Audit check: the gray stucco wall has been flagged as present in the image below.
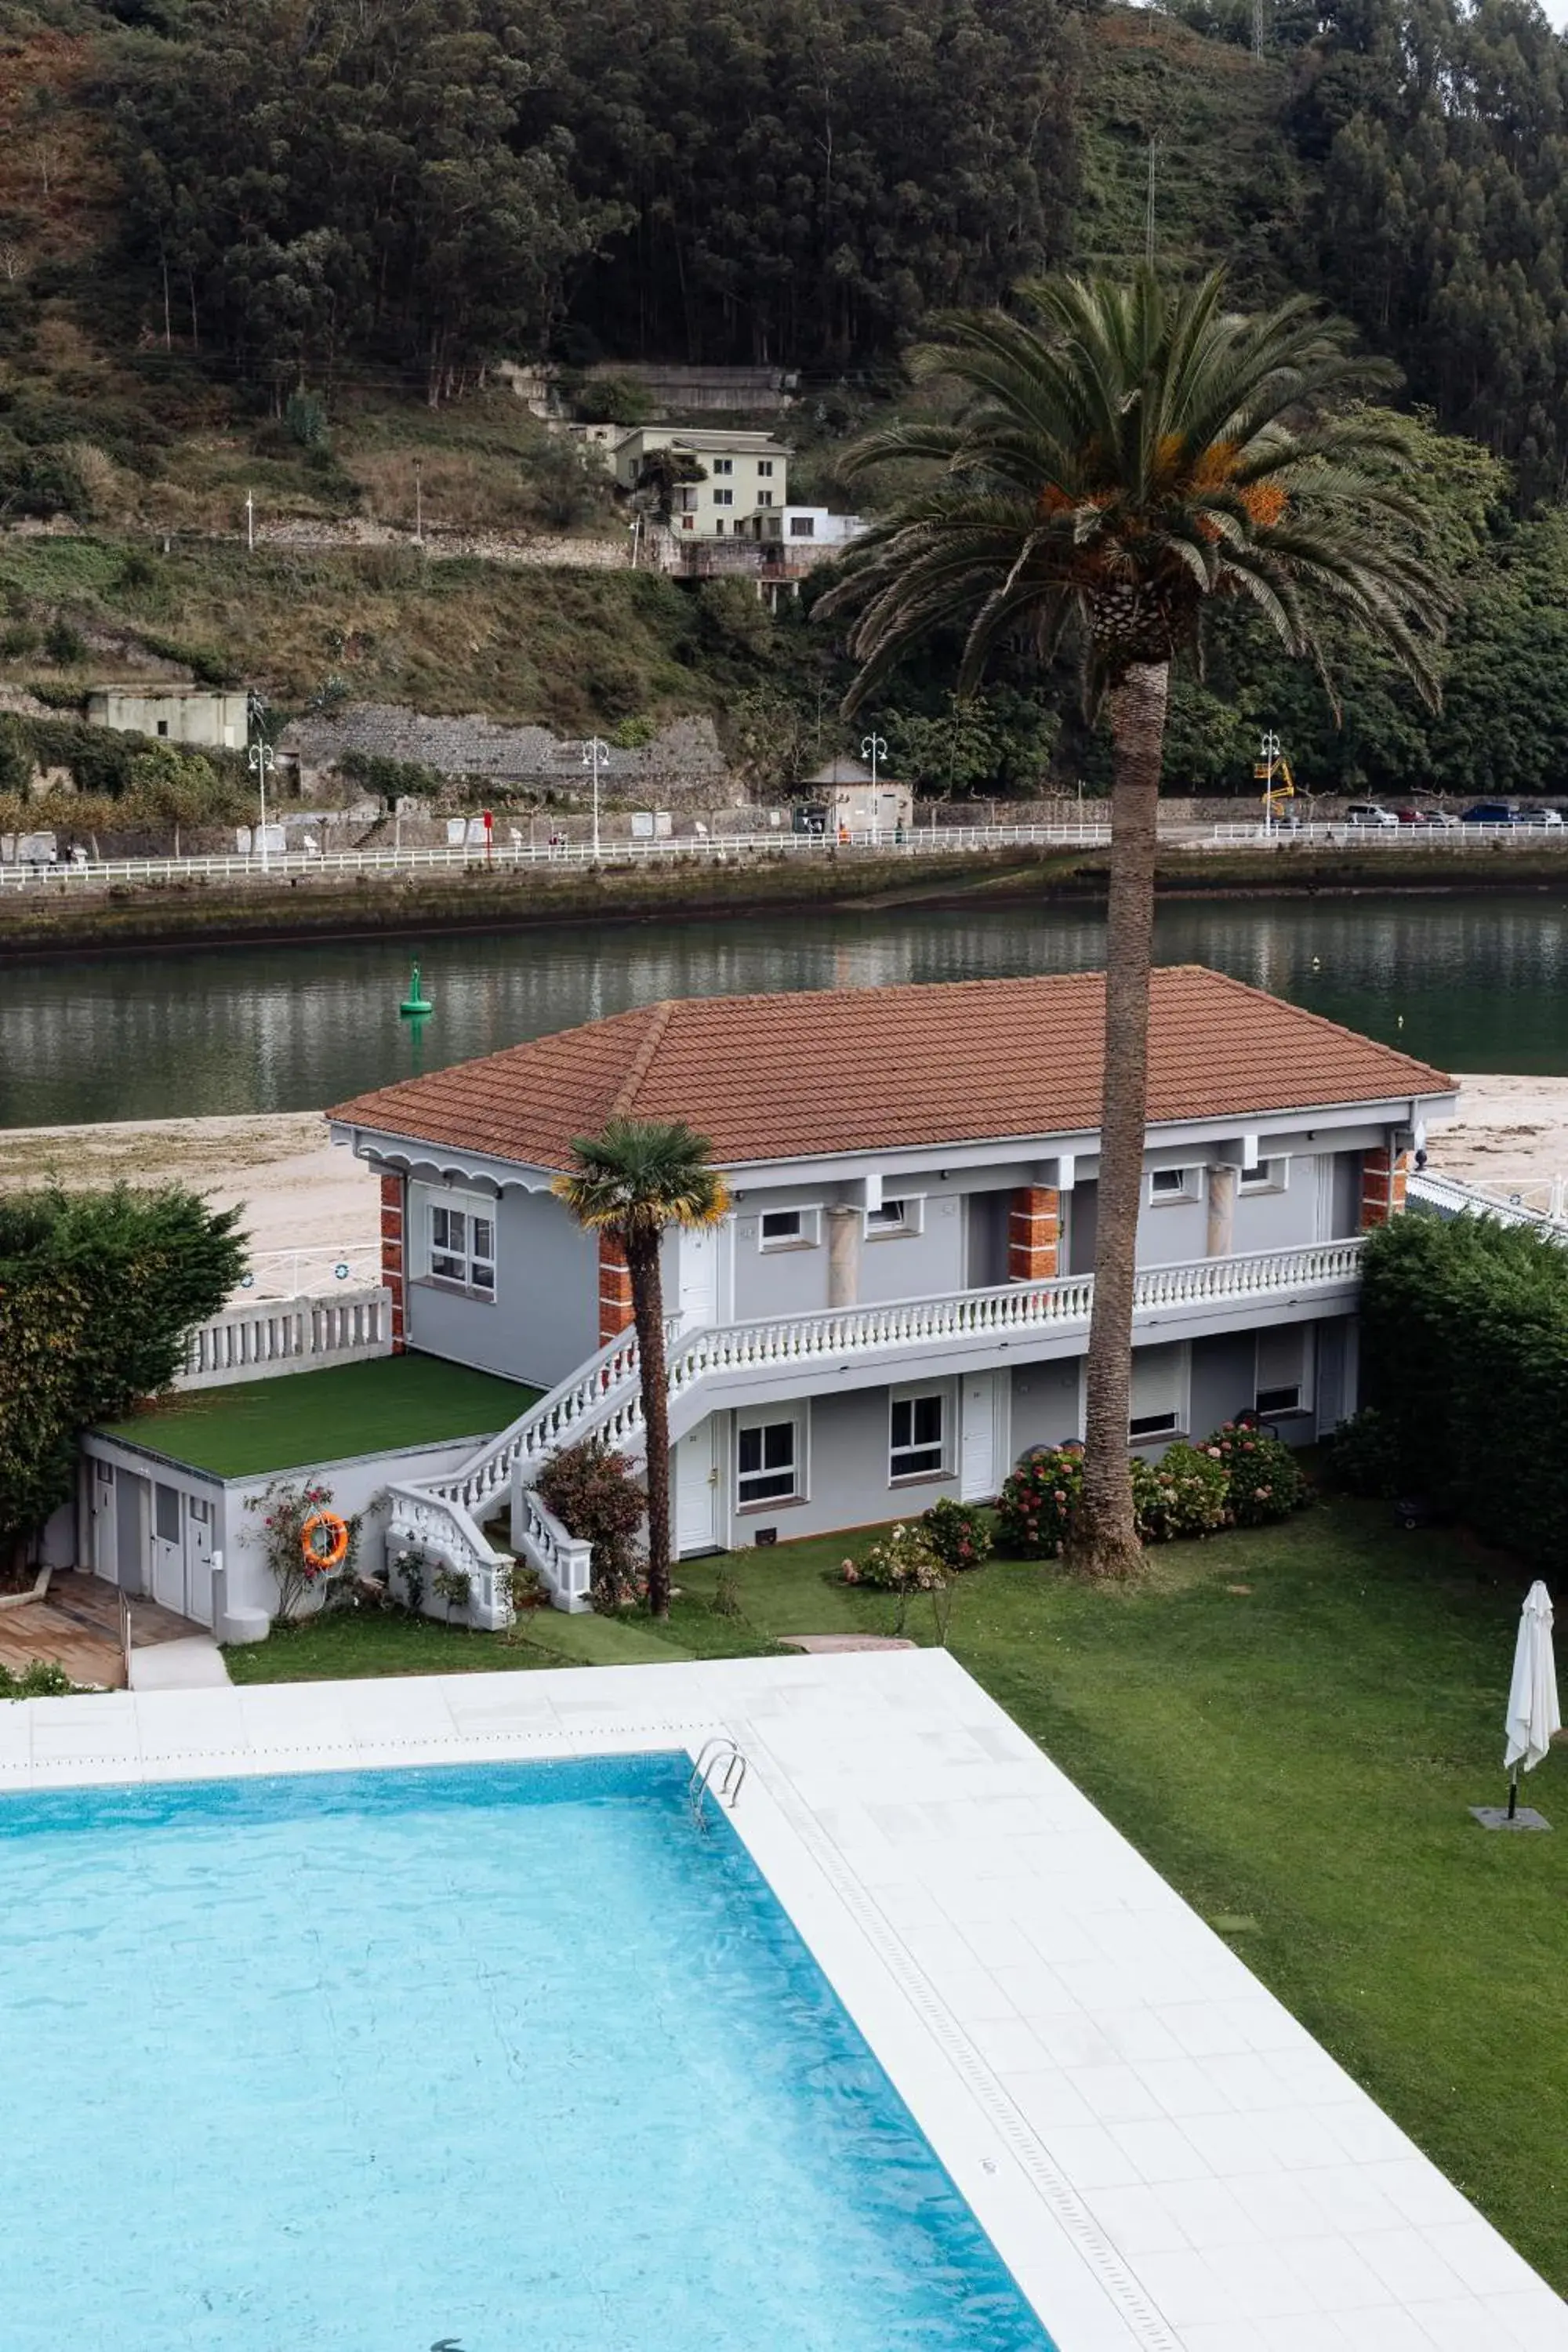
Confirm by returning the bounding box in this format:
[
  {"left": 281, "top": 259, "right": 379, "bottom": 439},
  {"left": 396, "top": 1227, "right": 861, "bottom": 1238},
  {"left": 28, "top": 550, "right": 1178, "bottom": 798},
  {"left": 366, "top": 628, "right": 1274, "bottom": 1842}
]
[
  {"left": 1333, "top": 1152, "right": 1363, "bottom": 1238},
  {"left": 1189, "top": 1331, "right": 1258, "bottom": 1436},
  {"left": 1010, "top": 1359, "right": 1083, "bottom": 1457},
  {"left": 710, "top": 1380, "right": 964, "bottom": 1550},
  {"left": 1232, "top": 1160, "right": 1321, "bottom": 1253},
  {"left": 406, "top": 1183, "right": 597, "bottom": 1388}
]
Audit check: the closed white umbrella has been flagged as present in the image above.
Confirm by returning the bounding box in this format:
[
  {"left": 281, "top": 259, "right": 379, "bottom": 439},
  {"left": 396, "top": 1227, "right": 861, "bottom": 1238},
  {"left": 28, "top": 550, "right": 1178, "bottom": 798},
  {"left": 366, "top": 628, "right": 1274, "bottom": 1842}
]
[{"left": 1503, "top": 1581, "right": 1562, "bottom": 1820}]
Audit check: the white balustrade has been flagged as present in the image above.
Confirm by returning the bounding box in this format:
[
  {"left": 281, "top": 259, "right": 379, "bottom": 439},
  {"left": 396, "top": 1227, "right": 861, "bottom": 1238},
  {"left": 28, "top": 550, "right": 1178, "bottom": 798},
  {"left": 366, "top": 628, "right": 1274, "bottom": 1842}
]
[
  {"left": 512, "top": 1486, "right": 594, "bottom": 1613},
  {"left": 386, "top": 1483, "right": 513, "bottom": 1631},
  {"left": 177, "top": 1286, "right": 393, "bottom": 1388},
  {"left": 408, "top": 1236, "right": 1367, "bottom": 1610}
]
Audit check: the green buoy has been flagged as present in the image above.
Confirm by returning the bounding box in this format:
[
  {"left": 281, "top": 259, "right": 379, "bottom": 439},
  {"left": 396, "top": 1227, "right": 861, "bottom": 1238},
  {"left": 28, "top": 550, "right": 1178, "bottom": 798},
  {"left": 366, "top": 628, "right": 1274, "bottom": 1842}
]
[{"left": 399, "top": 960, "right": 433, "bottom": 1018}]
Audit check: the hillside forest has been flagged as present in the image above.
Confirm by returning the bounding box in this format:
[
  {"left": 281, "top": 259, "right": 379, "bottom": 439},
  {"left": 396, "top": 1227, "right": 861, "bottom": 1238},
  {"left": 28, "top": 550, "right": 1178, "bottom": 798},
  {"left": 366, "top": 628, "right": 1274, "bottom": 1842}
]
[{"left": 6, "top": 0, "right": 1568, "bottom": 807}]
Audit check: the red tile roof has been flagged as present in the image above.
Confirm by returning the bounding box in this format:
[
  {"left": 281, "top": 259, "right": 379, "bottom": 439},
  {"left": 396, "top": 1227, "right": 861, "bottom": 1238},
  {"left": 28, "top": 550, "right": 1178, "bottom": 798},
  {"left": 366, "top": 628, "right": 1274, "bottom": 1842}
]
[{"left": 328, "top": 967, "right": 1452, "bottom": 1171}]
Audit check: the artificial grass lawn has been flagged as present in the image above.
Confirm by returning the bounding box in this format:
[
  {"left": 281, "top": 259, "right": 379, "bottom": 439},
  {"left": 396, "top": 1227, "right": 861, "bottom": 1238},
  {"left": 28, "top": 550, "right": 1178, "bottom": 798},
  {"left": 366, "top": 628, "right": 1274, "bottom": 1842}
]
[
  {"left": 96, "top": 1352, "right": 539, "bottom": 1479},
  {"left": 225, "top": 1495, "right": 1568, "bottom": 2285}
]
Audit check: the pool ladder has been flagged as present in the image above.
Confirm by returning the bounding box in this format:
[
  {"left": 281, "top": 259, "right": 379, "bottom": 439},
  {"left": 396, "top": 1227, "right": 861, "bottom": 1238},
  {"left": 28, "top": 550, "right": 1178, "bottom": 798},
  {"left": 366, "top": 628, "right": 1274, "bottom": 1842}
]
[{"left": 689, "top": 1736, "right": 748, "bottom": 1821}]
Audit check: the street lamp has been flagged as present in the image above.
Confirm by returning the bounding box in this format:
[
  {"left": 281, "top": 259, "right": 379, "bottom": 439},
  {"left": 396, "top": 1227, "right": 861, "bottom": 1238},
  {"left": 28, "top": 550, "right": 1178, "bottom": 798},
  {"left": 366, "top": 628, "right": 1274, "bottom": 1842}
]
[
  {"left": 247, "top": 690, "right": 274, "bottom": 874},
  {"left": 583, "top": 737, "right": 609, "bottom": 861},
  {"left": 860, "top": 731, "right": 887, "bottom": 844},
  {"left": 1259, "top": 728, "right": 1281, "bottom": 839}
]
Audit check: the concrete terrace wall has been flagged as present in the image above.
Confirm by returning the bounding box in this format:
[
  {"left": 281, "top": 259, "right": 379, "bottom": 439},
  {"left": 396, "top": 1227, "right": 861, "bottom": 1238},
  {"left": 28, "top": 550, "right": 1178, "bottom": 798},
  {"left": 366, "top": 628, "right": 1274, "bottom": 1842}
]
[{"left": 278, "top": 704, "right": 728, "bottom": 800}]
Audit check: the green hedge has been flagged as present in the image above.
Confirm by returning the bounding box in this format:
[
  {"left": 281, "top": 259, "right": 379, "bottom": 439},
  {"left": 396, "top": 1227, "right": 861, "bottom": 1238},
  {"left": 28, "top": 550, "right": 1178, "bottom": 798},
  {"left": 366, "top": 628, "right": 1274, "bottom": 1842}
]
[{"left": 1359, "top": 1213, "right": 1568, "bottom": 1562}]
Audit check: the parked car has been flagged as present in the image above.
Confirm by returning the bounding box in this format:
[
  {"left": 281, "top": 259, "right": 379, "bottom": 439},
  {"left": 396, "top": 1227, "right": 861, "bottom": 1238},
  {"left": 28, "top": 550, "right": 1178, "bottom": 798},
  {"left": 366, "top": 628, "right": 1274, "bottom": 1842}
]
[
  {"left": 1421, "top": 809, "right": 1461, "bottom": 828},
  {"left": 1345, "top": 803, "right": 1399, "bottom": 829},
  {"left": 1515, "top": 805, "right": 1565, "bottom": 828},
  {"left": 1460, "top": 802, "right": 1518, "bottom": 825},
  {"left": 1396, "top": 805, "right": 1459, "bottom": 827}
]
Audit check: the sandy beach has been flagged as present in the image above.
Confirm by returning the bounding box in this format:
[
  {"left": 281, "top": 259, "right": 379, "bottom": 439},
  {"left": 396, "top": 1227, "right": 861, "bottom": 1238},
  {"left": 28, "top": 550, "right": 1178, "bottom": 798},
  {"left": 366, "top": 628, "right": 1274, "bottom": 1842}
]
[
  {"left": 2, "top": 1075, "right": 1564, "bottom": 1279},
  {"left": 0, "top": 1112, "right": 382, "bottom": 1284}
]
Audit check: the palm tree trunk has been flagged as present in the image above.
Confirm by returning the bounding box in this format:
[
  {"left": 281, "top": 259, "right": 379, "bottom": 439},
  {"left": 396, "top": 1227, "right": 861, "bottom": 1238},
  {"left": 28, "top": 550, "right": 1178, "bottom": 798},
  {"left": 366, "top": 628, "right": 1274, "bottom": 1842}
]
[
  {"left": 1066, "top": 658, "right": 1170, "bottom": 1579},
  {"left": 626, "top": 1230, "right": 673, "bottom": 1618}
]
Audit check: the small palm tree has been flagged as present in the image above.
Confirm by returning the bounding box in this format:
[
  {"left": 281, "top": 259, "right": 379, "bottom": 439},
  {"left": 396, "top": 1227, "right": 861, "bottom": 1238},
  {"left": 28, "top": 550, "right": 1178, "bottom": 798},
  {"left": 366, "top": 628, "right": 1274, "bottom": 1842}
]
[
  {"left": 822, "top": 267, "right": 1449, "bottom": 1578},
  {"left": 553, "top": 1117, "right": 730, "bottom": 1618}
]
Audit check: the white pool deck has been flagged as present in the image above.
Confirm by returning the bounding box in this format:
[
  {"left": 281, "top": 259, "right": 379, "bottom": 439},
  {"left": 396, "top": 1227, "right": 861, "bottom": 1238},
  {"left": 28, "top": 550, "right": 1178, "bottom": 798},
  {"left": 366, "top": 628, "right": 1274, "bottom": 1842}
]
[{"left": 2, "top": 1647, "right": 1563, "bottom": 2352}]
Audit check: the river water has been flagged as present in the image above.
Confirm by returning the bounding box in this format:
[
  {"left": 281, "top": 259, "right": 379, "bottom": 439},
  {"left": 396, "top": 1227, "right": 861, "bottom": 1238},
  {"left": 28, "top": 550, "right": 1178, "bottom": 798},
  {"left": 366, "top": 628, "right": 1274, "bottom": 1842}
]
[{"left": 5, "top": 891, "right": 1568, "bottom": 1127}]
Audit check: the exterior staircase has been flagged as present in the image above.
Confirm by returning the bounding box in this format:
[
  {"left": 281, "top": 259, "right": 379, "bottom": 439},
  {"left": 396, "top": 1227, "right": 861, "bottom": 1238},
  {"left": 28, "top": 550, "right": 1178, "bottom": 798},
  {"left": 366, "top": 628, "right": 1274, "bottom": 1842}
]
[{"left": 385, "top": 1237, "right": 1368, "bottom": 1624}]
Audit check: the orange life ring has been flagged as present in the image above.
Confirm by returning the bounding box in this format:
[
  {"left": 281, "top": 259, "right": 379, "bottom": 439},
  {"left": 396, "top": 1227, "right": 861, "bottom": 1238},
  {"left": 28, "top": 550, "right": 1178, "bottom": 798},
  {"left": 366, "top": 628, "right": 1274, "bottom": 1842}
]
[{"left": 299, "top": 1509, "right": 349, "bottom": 1571}]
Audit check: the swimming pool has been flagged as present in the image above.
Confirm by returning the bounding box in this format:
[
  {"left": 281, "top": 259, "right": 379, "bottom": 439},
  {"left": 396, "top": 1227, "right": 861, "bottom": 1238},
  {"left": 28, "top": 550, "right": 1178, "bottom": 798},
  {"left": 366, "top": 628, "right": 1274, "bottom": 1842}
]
[{"left": 2, "top": 1751, "right": 1058, "bottom": 2352}]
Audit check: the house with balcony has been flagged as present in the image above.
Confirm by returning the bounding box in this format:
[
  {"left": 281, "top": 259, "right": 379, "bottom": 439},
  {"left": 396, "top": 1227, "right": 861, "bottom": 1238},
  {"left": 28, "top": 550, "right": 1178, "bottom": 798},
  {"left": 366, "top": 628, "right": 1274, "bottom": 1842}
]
[
  {"left": 611, "top": 426, "right": 790, "bottom": 538},
  {"left": 315, "top": 967, "right": 1453, "bottom": 1618}
]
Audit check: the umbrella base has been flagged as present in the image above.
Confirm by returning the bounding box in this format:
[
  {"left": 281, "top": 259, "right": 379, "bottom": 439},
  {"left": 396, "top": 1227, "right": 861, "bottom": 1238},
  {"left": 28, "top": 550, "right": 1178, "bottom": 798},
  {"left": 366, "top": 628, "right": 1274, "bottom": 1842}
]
[{"left": 1470, "top": 1805, "right": 1552, "bottom": 1831}]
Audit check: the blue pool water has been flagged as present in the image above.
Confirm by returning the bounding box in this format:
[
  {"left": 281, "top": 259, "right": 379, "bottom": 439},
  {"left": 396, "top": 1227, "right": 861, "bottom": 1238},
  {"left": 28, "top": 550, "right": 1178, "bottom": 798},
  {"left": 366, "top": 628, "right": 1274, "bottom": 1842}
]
[{"left": 1, "top": 1755, "right": 1058, "bottom": 2352}]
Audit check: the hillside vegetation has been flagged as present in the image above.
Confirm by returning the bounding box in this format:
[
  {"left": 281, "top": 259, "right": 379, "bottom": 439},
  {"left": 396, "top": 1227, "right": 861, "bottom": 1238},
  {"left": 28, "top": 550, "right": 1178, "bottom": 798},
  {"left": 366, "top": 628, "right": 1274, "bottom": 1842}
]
[{"left": 8, "top": 0, "right": 1568, "bottom": 809}]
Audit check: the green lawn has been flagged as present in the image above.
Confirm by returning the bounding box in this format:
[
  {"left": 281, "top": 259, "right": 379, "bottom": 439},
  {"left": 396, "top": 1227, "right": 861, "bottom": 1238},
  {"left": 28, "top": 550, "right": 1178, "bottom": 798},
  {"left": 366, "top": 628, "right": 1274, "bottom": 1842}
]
[
  {"left": 97, "top": 1353, "right": 539, "bottom": 1478},
  {"left": 223, "top": 1493, "right": 1568, "bottom": 2286}
]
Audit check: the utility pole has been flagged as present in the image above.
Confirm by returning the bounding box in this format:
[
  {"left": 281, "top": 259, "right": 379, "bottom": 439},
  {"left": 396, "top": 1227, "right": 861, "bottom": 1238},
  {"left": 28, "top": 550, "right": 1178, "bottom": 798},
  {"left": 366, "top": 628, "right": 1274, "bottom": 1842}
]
[
  {"left": 860, "top": 730, "right": 887, "bottom": 845},
  {"left": 413, "top": 457, "right": 423, "bottom": 544},
  {"left": 583, "top": 736, "right": 609, "bottom": 861},
  {"left": 1252, "top": 0, "right": 1266, "bottom": 59},
  {"left": 248, "top": 689, "right": 274, "bottom": 874},
  {"left": 245, "top": 489, "right": 254, "bottom": 554}
]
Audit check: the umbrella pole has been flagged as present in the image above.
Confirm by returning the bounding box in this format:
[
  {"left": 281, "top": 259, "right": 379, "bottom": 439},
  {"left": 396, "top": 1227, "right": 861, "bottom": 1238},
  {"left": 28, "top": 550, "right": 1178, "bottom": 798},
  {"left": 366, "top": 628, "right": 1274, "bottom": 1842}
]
[{"left": 1508, "top": 1767, "right": 1519, "bottom": 1822}]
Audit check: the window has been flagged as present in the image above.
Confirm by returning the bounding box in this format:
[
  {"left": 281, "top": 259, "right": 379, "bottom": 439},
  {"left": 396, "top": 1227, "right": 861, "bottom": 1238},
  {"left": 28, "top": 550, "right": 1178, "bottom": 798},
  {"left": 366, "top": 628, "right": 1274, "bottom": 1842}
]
[
  {"left": 681, "top": 516, "right": 694, "bottom": 532},
  {"left": 713, "top": 488, "right": 734, "bottom": 508},
  {"left": 891, "top": 1388, "right": 946, "bottom": 1480},
  {"left": 789, "top": 516, "right": 815, "bottom": 538},
  {"left": 760, "top": 1207, "right": 818, "bottom": 1250},
  {"left": 738, "top": 1417, "right": 800, "bottom": 1505},
  {"left": 866, "top": 1197, "right": 922, "bottom": 1239},
  {"left": 156, "top": 719, "right": 169, "bottom": 738},
  {"left": 428, "top": 1196, "right": 497, "bottom": 1296},
  {"left": 1257, "top": 1326, "right": 1314, "bottom": 1417},
  {"left": 1129, "top": 1343, "right": 1186, "bottom": 1439},
  {"left": 713, "top": 458, "right": 734, "bottom": 476},
  {"left": 757, "top": 492, "right": 775, "bottom": 506},
  {"left": 1239, "top": 1157, "right": 1288, "bottom": 1193},
  {"left": 154, "top": 1483, "right": 181, "bottom": 1544},
  {"left": 1149, "top": 1167, "right": 1199, "bottom": 1204},
  {"left": 758, "top": 460, "right": 774, "bottom": 477}
]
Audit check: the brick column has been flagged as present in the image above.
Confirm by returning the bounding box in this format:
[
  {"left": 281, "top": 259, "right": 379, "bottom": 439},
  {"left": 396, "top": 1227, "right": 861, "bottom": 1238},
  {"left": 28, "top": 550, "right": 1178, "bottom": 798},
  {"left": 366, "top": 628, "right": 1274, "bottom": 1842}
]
[
  {"left": 1359, "top": 1148, "right": 1410, "bottom": 1229},
  {"left": 1008, "top": 1186, "right": 1060, "bottom": 1282},
  {"left": 379, "top": 1172, "right": 407, "bottom": 1356},
  {"left": 599, "top": 1233, "right": 635, "bottom": 1343}
]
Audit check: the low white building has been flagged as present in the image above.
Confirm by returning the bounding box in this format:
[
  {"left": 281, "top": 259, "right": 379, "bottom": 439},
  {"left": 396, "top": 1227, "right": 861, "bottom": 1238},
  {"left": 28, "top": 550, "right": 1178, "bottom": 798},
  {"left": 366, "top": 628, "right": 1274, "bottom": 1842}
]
[{"left": 85, "top": 684, "right": 250, "bottom": 750}]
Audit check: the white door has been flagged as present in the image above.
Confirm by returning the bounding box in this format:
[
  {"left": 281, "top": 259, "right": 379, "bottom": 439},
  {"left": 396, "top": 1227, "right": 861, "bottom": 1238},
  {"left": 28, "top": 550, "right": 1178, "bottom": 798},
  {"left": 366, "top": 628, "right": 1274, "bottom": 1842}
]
[
  {"left": 185, "top": 1494, "right": 216, "bottom": 1627},
  {"left": 675, "top": 1418, "right": 721, "bottom": 1555},
  {"left": 89, "top": 1458, "right": 116, "bottom": 1581},
  {"left": 678, "top": 1225, "right": 717, "bottom": 1328},
  {"left": 151, "top": 1483, "right": 186, "bottom": 1614},
  {"left": 960, "top": 1371, "right": 1006, "bottom": 1502},
  {"left": 1313, "top": 1152, "right": 1335, "bottom": 1241}
]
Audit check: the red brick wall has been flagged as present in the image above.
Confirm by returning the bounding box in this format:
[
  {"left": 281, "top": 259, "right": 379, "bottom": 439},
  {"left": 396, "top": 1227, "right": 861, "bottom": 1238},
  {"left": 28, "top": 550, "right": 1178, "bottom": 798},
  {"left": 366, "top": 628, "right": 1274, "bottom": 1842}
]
[
  {"left": 379, "top": 1171, "right": 407, "bottom": 1355},
  {"left": 1359, "top": 1148, "right": 1410, "bottom": 1229},
  {"left": 1008, "top": 1185, "right": 1060, "bottom": 1282},
  {"left": 598, "top": 1233, "right": 635, "bottom": 1343}
]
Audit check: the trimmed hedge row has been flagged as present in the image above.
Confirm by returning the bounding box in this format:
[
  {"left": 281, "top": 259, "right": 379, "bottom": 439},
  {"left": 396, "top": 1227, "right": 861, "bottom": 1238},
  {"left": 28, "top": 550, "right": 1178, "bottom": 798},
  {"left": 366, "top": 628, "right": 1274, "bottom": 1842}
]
[{"left": 1356, "top": 1212, "right": 1568, "bottom": 1563}]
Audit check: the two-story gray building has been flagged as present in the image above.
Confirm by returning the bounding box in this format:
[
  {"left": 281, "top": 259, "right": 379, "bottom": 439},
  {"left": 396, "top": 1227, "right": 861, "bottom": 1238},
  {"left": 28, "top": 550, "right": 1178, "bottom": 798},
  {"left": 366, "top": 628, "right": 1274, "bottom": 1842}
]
[{"left": 325, "top": 968, "right": 1454, "bottom": 1614}]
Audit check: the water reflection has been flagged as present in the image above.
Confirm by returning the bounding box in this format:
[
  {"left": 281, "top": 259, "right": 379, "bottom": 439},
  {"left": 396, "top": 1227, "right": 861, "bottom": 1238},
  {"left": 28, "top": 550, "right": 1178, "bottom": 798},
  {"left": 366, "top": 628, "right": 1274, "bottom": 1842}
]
[{"left": 3, "top": 892, "right": 1568, "bottom": 1127}]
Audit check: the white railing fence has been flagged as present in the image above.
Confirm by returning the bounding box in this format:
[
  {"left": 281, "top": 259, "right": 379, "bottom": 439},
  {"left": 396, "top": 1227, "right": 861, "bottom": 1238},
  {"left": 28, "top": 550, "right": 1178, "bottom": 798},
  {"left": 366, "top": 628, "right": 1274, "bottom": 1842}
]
[
  {"left": 0, "top": 822, "right": 1116, "bottom": 891},
  {"left": 1207, "top": 821, "right": 1559, "bottom": 848},
  {"left": 234, "top": 1244, "right": 383, "bottom": 1300},
  {"left": 177, "top": 1287, "right": 393, "bottom": 1389},
  {"left": 385, "top": 1484, "right": 514, "bottom": 1632},
  {"left": 1410, "top": 1169, "right": 1568, "bottom": 1234}
]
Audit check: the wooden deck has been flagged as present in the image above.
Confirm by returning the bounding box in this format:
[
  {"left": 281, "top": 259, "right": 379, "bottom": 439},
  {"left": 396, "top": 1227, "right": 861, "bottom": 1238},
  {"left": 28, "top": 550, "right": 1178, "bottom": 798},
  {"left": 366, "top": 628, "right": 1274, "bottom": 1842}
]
[{"left": 0, "top": 1571, "right": 205, "bottom": 1690}]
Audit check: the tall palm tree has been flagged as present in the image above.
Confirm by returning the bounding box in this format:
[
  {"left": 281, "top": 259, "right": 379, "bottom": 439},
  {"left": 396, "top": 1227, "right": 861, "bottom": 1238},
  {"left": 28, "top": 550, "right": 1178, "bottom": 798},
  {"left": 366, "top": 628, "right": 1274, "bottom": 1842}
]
[
  {"left": 821, "top": 268, "right": 1449, "bottom": 1578},
  {"left": 553, "top": 1116, "right": 730, "bottom": 1618}
]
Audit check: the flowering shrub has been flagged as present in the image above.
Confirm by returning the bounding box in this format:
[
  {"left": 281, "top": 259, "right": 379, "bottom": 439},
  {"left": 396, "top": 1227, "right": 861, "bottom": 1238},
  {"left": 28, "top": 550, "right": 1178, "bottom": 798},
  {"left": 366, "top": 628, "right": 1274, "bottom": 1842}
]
[
  {"left": 1130, "top": 1443, "right": 1230, "bottom": 1542},
  {"left": 995, "top": 1444, "right": 1083, "bottom": 1559},
  {"left": 246, "top": 1475, "right": 360, "bottom": 1621},
  {"left": 840, "top": 1522, "right": 948, "bottom": 1592},
  {"left": 920, "top": 1497, "right": 993, "bottom": 1573},
  {"left": 1204, "top": 1422, "right": 1310, "bottom": 1523},
  {"left": 535, "top": 1437, "right": 647, "bottom": 1610}
]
